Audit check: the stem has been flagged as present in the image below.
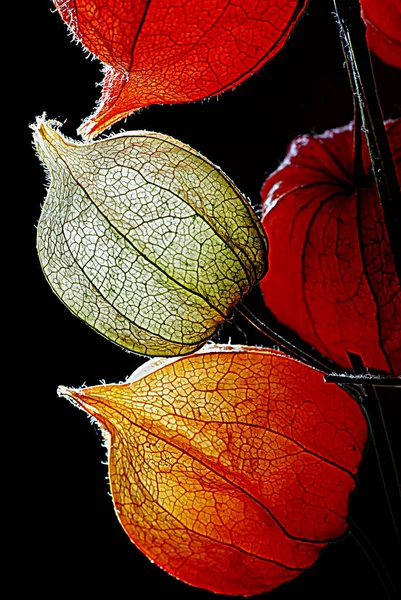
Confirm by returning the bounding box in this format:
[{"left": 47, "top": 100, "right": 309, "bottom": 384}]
[
  {"left": 352, "top": 98, "right": 366, "bottom": 186},
  {"left": 349, "top": 519, "right": 399, "bottom": 598},
  {"left": 340, "top": 25, "right": 366, "bottom": 186},
  {"left": 348, "top": 353, "right": 401, "bottom": 545},
  {"left": 372, "top": 385, "right": 401, "bottom": 500},
  {"left": 333, "top": 0, "right": 401, "bottom": 284},
  {"left": 325, "top": 372, "right": 401, "bottom": 386},
  {"left": 236, "top": 302, "right": 331, "bottom": 371}
]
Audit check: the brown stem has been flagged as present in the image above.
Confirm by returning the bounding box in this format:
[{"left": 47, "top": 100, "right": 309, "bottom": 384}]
[
  {"left": 348, "top": 352, "right": 400, "bottom": 546},
  {"left": 333, "top": 0, "right": 401, "bottom": 284},
  {"left": 325, "top": 372, "right": 401, "bottom": 386},
  {"left": 236, "top": 302, "right": 332, "bottom": 371}
]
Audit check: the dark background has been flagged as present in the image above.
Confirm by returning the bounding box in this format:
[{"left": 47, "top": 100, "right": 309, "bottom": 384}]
[{"left": 19, "top": 1, "right": 400, "bottom": 597}]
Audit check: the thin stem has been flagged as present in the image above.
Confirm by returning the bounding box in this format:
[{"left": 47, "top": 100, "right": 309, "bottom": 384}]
[
  {"left": 236, "top": 302, "right": 331, "bottom": 372},
  {"left": 349, "top": 519, "right": 399, "bottom": 598},
  {"left": 340, "top": 26, "right": 366, "bottom": 186},
  {"left": 368, "top": 407, "right": 400, "bottom": 545},
  {"left": 352, "top": 98, "right": 366, "bottom": 186},
  {"left": 348, "top": 353, "right": 400, "bottom": 545},
  {"left": 325, "top": 372, "right": 401, "bottom": 386},
  {"left": 372, "top": 385, "right": 401, "bottom": 500},
  {"left": 333, "top": 0, "right": 401, "bottom": 284}
]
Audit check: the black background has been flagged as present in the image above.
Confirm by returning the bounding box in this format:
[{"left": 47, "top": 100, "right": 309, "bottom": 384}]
[{"left": 19, "top": 1, "right": 400, "bottom": 597}]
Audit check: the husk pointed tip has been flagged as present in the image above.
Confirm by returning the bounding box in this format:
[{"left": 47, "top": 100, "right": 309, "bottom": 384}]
[
  {"left": 31, "top": 113, "right": 67, "bottom": 160},
  {"left": 57, "top": 385, "right": 75, "bottom": 399},
  {"left": 31, "top": 113, "right": 48, "bottom": 150},
  {"left": 31, "top": 113, "right": 63, "bottom": 136},
  {"left": 77, "top": 115, "right": 116, "bottom": 142},
  {"left": 57, "top": 385, "right": 106, "bottom": 423},
  {"left": 76, "top": 107, "right": 109, "bottom": 141},
  {"left": 29, "top": 112, "right": 46, "bottom": 133},
  {"left": 77, "top": 119, "right": 96, "bottom": 142},
  {"left": 57, "top": 385, "right": 88, "bottom": 405}
]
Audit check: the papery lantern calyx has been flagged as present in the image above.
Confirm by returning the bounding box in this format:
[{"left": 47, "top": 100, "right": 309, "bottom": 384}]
[
  {"left": 260, "top": 119, "right": 401, "bottom": 375},
  {"left": 33, "top": 116, "right": 267, "bottom": 357},
  {"left": 58, "top": 344, "right": 367, "bottom": 596},
  {"left": 361, "top": 0, "right": 401, "bottom": 69},
  {"left": 53, "top": 0, "right": 308, "bottom": 139}
]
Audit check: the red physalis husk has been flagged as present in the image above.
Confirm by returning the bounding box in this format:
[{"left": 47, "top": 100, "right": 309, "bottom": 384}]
[
  {"left": 53, "top": 0, "right": 308, "bottom": 139},
  {"left": 260, "top": 119, "right": 401, "bottom": 375},
  {"left": 361, "top": 0, "right": 401, "bottom": 69}
]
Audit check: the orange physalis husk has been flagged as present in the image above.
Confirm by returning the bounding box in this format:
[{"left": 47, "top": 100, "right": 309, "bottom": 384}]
[{"left": 58, "top": 344, "right": 367, "bottom": 596}]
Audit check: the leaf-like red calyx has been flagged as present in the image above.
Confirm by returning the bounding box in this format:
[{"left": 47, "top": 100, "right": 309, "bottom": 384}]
[
  {"left": 260, "top": 119, "right": 401, "bottom": 375},
  {"left": 53, "top": 0, "right": 308, "bottom": 139},
  {"left": 59, "top": 346, "right": 368, "bottom": 596},
  {"left": 361, "top": 0, "right": 401, "bottom": 69}
]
